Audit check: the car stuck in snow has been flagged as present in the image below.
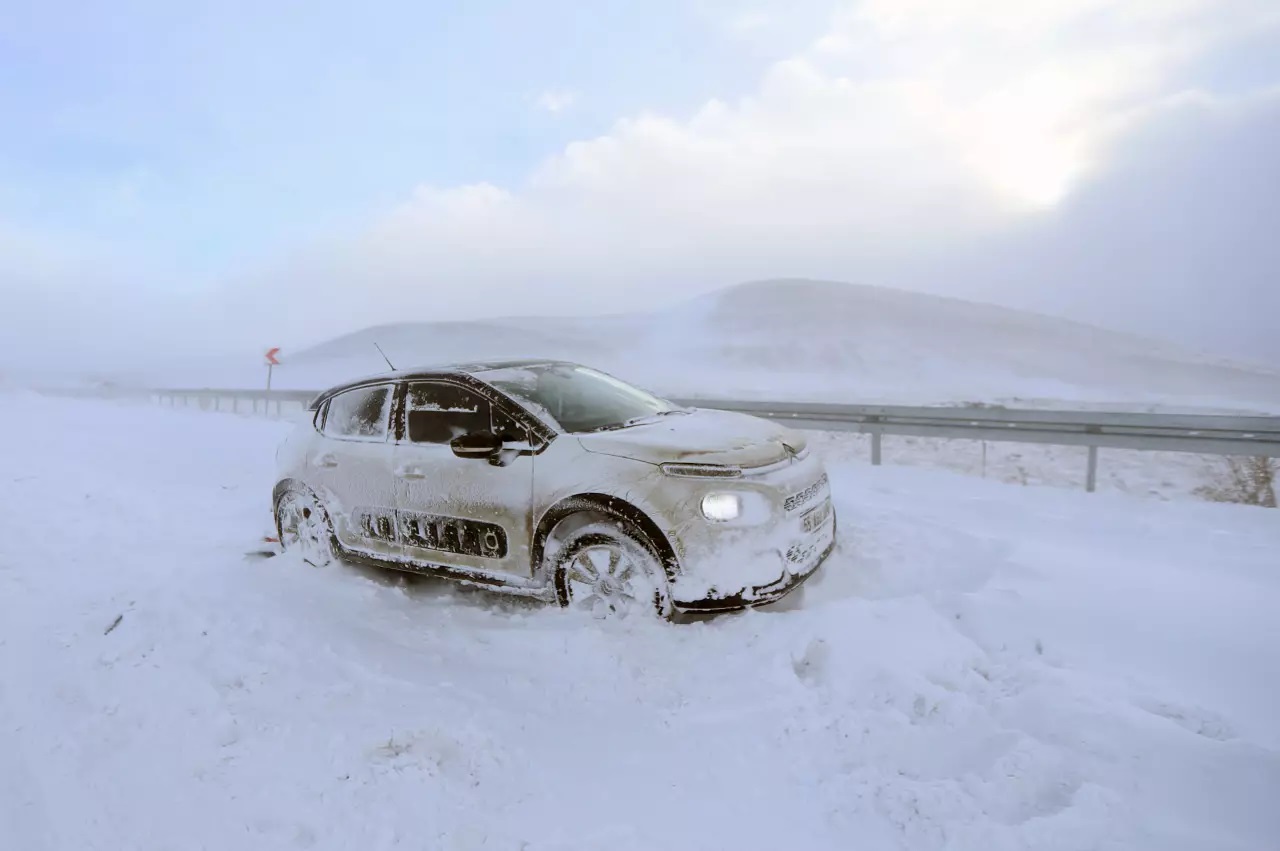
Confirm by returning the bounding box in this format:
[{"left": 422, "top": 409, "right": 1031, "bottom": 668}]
[{"left": 273, "top": 360, "right": 836, "bottom": 617}]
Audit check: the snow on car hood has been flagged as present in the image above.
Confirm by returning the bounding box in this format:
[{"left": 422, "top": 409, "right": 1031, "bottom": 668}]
[{"left": 575, "top": 407, "right": 806, "bottom": 467}]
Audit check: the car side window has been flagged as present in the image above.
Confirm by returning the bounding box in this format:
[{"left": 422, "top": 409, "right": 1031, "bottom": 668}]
[
  {"left": 406, "top": 382, "right": 492, "bottom": 444},
  {"left": 491, "top": 406, "right": 527, "bottom": 443},
  {"left": 323, "top": 385, "right": 393, "bottom": 441}
]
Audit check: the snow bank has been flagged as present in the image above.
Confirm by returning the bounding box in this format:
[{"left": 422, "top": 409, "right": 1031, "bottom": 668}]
[{"left": 1, "top": 393, "right": 1277, "bottom": 850}]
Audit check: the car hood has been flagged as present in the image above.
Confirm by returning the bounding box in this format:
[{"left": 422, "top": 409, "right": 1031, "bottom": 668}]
[{"left": 575, "top": 408, "right": 806, "bottom": 468}]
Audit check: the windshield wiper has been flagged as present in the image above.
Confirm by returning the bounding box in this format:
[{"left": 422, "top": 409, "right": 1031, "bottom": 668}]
[
  {"left": 580, "top": 408, "right": 690, "bottom": 434},
  {"left": 580, "top": 413, "right": 662, "bottom": 433}
]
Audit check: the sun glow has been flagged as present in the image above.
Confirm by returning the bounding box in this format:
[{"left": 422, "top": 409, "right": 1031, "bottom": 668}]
[
  {"left": 967, "top": 122, "right": 1087, "bottom": 209},
  {"left": 948, "top": 79, "right": 1098, "bottom": 209}
]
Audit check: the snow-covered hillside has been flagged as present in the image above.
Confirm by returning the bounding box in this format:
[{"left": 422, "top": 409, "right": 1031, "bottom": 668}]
[
  {"left": 272, "top": 280, "right": 1280, "bottom": 412},
  {"left": 2, "top": 393, "right": 1277, "bottom": 850}
]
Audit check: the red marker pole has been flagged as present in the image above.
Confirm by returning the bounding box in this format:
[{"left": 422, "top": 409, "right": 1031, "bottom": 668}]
[{"left": 265, "top": 347, "right": 281, "bottom": 393}]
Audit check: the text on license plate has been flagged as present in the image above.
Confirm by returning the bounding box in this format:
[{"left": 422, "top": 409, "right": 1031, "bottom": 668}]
[{"left": 802, "top": 498, "right": 832, "bottom": 533}]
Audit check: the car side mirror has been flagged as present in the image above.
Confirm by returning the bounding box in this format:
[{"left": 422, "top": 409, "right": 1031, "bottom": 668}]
[{"left": 450, "top": 430, "right": 503, "bottom": 461}]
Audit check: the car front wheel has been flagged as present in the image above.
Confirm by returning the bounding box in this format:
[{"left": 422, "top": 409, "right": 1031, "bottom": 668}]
[{"left": 551, "top": 524, "right": 673, "bottom": 619}]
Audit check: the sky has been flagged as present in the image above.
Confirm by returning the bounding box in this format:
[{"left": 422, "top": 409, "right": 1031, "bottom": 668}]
[{"left": 1, "top": 0, "right": 1278, "bottom": 377}]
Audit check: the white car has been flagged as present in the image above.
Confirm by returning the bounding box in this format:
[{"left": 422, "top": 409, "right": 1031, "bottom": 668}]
[{"left": 273, "top": 360, "right": 836, "bottom": 617}]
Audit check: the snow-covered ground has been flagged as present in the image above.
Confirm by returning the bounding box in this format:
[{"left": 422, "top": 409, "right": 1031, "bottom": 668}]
[
  {"left": 2, "top": 393, "right": 1277, "bottom": 851},
  {"left": 805, "top": 430, "right": 1235, "bottom": 503}
]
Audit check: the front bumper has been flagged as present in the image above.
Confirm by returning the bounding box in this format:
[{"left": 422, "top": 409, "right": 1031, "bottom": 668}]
[
  {"left": 672, "top": 535, "right": 835, "bottom": 613},
  {"left": 660, "top": 456, "right": 837, "bottom": 614}
]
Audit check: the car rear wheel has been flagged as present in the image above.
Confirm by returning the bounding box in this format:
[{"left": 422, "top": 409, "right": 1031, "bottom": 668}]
[
  {"left": 552, "top": 525, "right": 673, "bottom": 619},
  {"left": 276, "top": 488, "right": 337, "bottom": 568}
]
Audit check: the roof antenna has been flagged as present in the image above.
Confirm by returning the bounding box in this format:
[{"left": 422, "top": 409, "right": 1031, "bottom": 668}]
[{"left": 373, "top": 342, "right": 396, "bottom": 371}]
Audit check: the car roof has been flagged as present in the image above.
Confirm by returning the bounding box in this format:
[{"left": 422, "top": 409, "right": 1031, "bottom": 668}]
[{"left": 307, "top": 358, "right": 576, "bottom": 409}]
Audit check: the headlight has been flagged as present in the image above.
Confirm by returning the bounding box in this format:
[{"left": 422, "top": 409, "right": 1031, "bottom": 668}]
[{"left": 701, "top": 492, "right": 743, "bottom": 522}]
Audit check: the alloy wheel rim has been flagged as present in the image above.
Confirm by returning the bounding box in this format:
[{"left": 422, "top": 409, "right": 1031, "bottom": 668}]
[
  {"left": 566, "top": 543, "right": 651, "bottom": 617},
  {"left": 279, "top": 495, "right": 327, "bottom": 565}
]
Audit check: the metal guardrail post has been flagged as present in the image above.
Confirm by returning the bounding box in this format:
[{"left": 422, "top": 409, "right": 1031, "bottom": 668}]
[
  {"left": 1084, "top": 426, "right": 1102, "bottom": 492},
  {"left": 868, "top": 415, "right": 883, "bottom": 465}
]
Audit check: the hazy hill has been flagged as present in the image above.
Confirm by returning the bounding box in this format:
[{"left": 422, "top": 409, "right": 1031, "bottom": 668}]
[{"left": 273, "top": 279, "right": 1280, "bottom": 412}]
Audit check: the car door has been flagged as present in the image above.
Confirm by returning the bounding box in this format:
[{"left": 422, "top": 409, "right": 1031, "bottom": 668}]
[
  {"left": 392, "top": 379, "right": 535, "bottom": 581},
  {"left": 310, "top": 382, "right": 402, "bottom": 562}
]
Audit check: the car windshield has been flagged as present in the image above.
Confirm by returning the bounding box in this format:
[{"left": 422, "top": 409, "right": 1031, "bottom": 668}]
[{"left": 479, "top": 363, "right": 681, "bottom": 433}]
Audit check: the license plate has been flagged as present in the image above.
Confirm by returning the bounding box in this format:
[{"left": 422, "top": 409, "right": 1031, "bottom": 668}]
[{"left": 802, "top": 498, "right": 832, "bottom": 533}]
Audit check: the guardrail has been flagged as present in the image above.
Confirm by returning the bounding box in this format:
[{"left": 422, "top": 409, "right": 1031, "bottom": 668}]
[
  {"left": 116, "top": 387, "right": 1280, "bottom": 493},
  {"left": 150, "top": 388, "right": 315, "bottom": 417},
  {"left": 670, "top": 398, "right": 1280, "bottom": 492}
]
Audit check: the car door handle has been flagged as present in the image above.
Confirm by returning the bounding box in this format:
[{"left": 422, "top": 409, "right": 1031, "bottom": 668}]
[
  {"left": 395, "top": 465, "right": 427, "bottom": 480},
  {"left": 314, "top": 453, "right": 339, "bottom": 468}
]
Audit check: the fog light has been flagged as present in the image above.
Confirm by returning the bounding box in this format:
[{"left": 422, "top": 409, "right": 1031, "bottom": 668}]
[{"left": 701, "top": 493, "right": 742, "bottom": 522}]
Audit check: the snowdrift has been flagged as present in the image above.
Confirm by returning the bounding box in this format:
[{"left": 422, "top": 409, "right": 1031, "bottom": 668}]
[{"left": 2, "top": 395, "right": 1277, "bottom": 850}]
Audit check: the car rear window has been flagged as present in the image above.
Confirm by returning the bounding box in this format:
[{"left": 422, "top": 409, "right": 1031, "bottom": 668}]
[{"left": 323, "top": 385, "right": 393, "bottom": 440}]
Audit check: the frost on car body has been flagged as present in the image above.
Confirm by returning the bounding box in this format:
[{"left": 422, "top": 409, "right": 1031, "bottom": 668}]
[{"left": 273, "top": 360, "right": 837, "bottom": 616}]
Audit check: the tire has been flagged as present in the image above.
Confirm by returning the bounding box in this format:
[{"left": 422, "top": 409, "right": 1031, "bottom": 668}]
[
  {"left": 550, "top": 522, "right": 673, "bottom": 619},
  {"left": 275, "top": 487, "right": 338, "bottom": 568}
]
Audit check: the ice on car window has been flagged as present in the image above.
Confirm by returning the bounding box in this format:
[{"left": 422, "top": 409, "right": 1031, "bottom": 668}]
[
  {"left": 407, "top": 383, "right": 491, "bottom": 444},
  {"left": 481, "top": 364, "right": 675, "bottom": 433},
  {"left": 324, "top": 385, "right": 392, "bottom": 439}
]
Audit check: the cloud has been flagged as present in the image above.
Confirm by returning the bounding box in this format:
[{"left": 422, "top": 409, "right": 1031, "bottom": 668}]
[
  {"left": 5, "top": 0, "right": 1278, "bottom": 372},
  {"left": 922, "top": 89, "right": 1280, "bottom": 367},
  {"left": 535, "top": 90, "right": 578, "bottom": 114},
  {"left": 250, "top": 0, "right": 1273, "bottom": 333}
]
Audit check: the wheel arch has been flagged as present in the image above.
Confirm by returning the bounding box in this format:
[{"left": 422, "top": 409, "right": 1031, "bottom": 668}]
[
  {"left": 273, "top": 477, "right": 315, "bottom": 509},
  {"left": 532, "top": 493, "right": 681, "bottom": 584}
]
